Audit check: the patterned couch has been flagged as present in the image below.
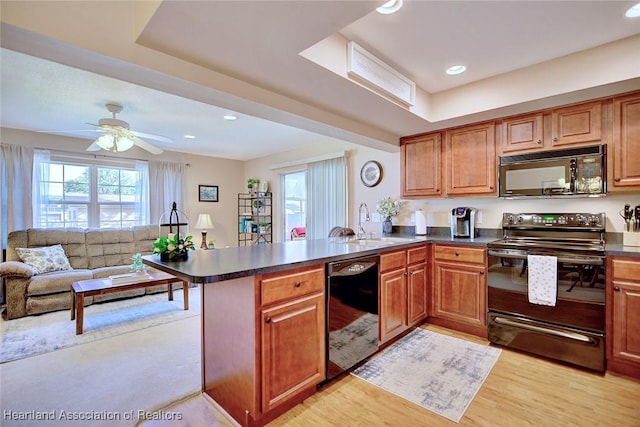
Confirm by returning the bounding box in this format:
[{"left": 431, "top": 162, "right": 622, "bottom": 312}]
[{"left": 0, "top": 225, "right": 178, "bottom": 320}]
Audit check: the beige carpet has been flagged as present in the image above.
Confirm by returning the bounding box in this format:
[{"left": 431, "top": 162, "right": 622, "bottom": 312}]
[{"left": 0, "top": 307, "right": 232, "bottom": 427}]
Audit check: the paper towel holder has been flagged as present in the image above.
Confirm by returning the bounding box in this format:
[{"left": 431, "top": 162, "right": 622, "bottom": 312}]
[{"left": 415, "top": 209, "right": 428, "bottom": 236}]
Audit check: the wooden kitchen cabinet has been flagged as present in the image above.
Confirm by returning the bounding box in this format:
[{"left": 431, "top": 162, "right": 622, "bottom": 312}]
[
  {"left": 202, "top": 264, "right": 325, "bottom": 426},
  {"left": 550, "top": 101, "right": 602, "bottom": 148},
  {"left": 400, "top": 132, "right": 442, "bottom": 198},
  {"left": 499, "top": 101, "right": 602, "bottom": 154},
  {"left": 606, "top": 257, "right": 640, "bottom": 380},
  {"left": 444, "top": 122, "right": 496, "bottom": 196},
  {"left": 379, "top": 245, "right": 428, "bottom": 344},
  {"left": 611, "top": 92, "right": 640, "bottom": 189},
  {"left": 431, "top": 244, "right": 487, "bottom": 338}
]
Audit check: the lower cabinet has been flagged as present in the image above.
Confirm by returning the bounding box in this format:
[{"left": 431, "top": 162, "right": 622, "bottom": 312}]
[
  {"left": 202, "top": 264, "right": 325, "bottom": 427},
  {"left": 431, "top": 244, "right": 487, "bottom": 338},
  {"left": 380, "top": 245, "right": 428, "bottom": 344},
  {"left": 607, "top": 257, "right": 640, "bottom": 380}
]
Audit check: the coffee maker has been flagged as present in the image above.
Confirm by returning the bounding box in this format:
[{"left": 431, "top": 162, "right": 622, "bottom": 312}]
[{"left": 450, "top": 207, "right": 477, "bottom": 238}]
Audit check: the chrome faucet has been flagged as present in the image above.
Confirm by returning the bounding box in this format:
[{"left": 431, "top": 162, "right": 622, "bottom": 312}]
[{"left": 357, "top": 202, "right": 371, "bottom": 239}]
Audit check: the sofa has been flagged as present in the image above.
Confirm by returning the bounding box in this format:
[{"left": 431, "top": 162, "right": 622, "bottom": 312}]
[{"left": 1, "top": 225, "right": 181, "bottom": 320}]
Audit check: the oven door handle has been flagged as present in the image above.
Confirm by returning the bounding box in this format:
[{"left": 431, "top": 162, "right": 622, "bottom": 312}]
[
  {"left": 493, "top": 316, "right": 596, "bottom": 344},
  {"left": 488, "top": 249, "right": 604, "bottom": 266}
]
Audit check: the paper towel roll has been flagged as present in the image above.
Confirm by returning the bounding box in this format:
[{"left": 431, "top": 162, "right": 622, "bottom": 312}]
[{"left": 415, "top": 210, "right": 427, "bottom": 235}]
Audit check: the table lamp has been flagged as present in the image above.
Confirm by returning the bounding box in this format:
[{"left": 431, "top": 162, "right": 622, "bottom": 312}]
[{"left": 195, "top": 213, "right": 214, "bottom": 249}]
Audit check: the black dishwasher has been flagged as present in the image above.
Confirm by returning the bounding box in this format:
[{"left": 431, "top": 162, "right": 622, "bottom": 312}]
[{"left": 325, "top": 255, "right": 379, "bottom": 382}]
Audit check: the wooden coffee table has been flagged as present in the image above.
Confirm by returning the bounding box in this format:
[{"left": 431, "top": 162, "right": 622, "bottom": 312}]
[{"left": 71, "top": 270, "right": 189, "bottom": 335}]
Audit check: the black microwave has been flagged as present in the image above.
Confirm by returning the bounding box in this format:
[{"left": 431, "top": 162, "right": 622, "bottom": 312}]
[{"left": 498, "top": 145, "right": 606, "bottom": 198}]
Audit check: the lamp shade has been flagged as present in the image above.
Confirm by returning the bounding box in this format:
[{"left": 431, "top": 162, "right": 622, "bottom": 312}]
[
  {"left": 95, "top": 134, "right": 115, "bottom": 150},
  {"left": 115, "top": 136, "right": 135, "bottom": 151},
  {"left": 195, "top": 213, "right": 214, "bottom": 230}
]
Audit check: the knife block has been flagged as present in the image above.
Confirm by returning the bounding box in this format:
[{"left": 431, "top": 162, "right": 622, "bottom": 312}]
[{"left": 623, "top": 231, "right": 640, "bottom": 247}]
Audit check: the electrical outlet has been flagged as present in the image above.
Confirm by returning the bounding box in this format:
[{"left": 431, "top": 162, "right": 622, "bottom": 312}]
[
  {"left": 476, "top": 211, "right": 483, "bottom": 224},
  {"left": 372, "top": 212, "right": 381, "bottom": 222}
]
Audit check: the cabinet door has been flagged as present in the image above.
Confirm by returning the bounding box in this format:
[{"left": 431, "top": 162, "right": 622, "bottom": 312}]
[
  {"left": 401, "top": 133, "right": 442, "bottom": 197},
  {"left": 611, "top": 280, "right": 640, "bottom": 365},
  {"left": 612, "top": 93, "right": 640, "bottom": 188},
  {"left": 500, "top": 113, "right": 544, "bottom": 153},
  {"left": 380, "top": 268, "right": 407, "bottom": 343},
  {"left": 445, "top": 122, "right": 496, "bottom": 196},
  {"left": 433, "top": 261, "right": 486, "bottom": 328},
  {"left": 407, "top": 262, "right": 428, "bottom": 326},
  {"left": 261, "top": 293, "right": 325, "bottom": 413},
  {"left": 551, "top": 101, "right": 601, "bottom": 147}
]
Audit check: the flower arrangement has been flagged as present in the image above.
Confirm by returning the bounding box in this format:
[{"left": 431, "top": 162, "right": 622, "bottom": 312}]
[
  {"left": 376, "top": 197, "right": 403, "bottom": 218},
  {"left": 152, "top": 233, "right": 195, "bottom": 261}
]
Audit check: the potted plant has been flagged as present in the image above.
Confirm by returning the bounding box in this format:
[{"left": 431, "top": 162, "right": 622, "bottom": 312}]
[
  {"left": 247, "top": 178, "right": 260, "bottom": 195},
  {"left": 376, "top": 197, "right": 404, "bottom": 235},
  {"left": 257, "top": 221, "right": 270, "bottom": 235},
  {"left": 152, "top": 233, "right": 195, "bottom": 262}
]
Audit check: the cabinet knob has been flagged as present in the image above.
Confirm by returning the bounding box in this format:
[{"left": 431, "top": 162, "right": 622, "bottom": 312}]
[
  {"left": 295, "top": 281, "right": 302, "bottom": 288},
  {"left": 553, "top": 137, "right": 558, "bottom": 142},
  {"left": 455, "top": 252, "right": 460, "bottom": 256},
  {"left": 613, "top": 286, "right": 620, "bottom": 292},
  {"left": 614, "top": 177, "right": 621, "bottom": 182},
  {"left": 536, "top": 139, "right": 542, "bottom": 145},
  {"left": 480, "top": 271, "right": 485, "bottom": 275},
  {"left": 265, "top": 317, "right": 272, "bottom": 323}
]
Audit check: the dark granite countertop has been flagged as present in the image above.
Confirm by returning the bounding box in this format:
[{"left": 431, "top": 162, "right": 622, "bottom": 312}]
[{"left": 142, "top": 230, "right": 640, "bottom": 284}]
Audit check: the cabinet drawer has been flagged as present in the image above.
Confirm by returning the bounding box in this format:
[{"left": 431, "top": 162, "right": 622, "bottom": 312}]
[
  {"left": 380, "top": 250, "right": 407, "bottom": 272},
  {"left": 407, "top": 246, "right": 427, "bottom": 265},
  {"left": 433, "top": 245, "right": 485, "bottom": 264},
  {"left": 260, "top": 266, "right": 325, "bottom": 306},
  {"left": 612, "top": 259, "right": 640, "bottom": 281}
]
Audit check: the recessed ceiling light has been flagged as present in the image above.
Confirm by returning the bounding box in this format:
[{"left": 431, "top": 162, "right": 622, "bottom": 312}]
[
  {"left": 376, "top": 0, "right": 403, "bottom": 15},
  {"left": 184, "top": 134, "right": 196, "bottom": 139},
  {"left": 626, "top": 2, "right": 640, "bottom": 17},
  {"left": 446, "top": 65, "right": 467, "bottom": 75},
  {"left": 223, "top": 114, "right": 238, "bottom": 121}
]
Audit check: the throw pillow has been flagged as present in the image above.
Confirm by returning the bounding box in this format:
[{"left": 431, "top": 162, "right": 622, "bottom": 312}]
[{"left": 15, "top": 244, "right": 73, "bottom": 275}]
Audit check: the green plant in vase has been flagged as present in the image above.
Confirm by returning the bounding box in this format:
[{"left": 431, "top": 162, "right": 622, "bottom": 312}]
[{"left": 152, "top": 233, "right": 195, "bottom": 261}]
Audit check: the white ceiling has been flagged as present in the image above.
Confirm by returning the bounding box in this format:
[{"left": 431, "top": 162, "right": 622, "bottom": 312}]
[{"left": 1, "top": 1, "right": 640, "bottom": 161}]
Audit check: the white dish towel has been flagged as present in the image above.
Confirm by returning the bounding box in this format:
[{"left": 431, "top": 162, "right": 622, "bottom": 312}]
[{"left": 527, "top": 255, "right": 558, "bottom": 306}]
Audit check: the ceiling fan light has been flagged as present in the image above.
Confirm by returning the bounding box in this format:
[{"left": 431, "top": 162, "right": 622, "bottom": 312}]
[
  {"left": 95, "top": 134, "right": 115, "bottom": 150},
  {"left": 626, "top": 2, "right": 640, "bottom": 17},
  {"left": 377, "top": 0, "right": 403, "bottom": 15},
  {"left": 115, "top": 136, "right": 135, "bottom": 152}
]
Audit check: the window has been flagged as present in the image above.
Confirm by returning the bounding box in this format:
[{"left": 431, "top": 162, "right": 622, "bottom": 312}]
[
  {"left": 282, "top": 170, "right": 306, "bottom": 241},
  {"left": 33, "top": 151, "right": 149, "bottom": 228}
]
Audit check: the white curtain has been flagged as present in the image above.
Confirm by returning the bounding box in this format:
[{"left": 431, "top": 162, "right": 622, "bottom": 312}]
[
  {"left": 1, "top": 144, "right": 34, "bottom": 250},
  {"left": 149, "top": 160, "right": 186, "bottom": 224},
  {"left": 134, "top": 160, "right": 150, "bottom": 225},
  {"left": 306, "top": 156, "right": 346, "bottom": 239},
  {"left": 31, "top": 149, "right": 51, "bottom": 228}
]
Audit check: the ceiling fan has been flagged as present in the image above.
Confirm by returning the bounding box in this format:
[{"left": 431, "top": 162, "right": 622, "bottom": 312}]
[
  {"left": 40, "top": 103, "right": 172, "bottom": 155},
  {"left": 86, "top": 103, "right": 173, "bottom": 155}
]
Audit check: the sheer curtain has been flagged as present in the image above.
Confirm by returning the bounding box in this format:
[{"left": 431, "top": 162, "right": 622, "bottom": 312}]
[
  {"left": 31, "top": 149, "right": 50, "bottom": 228},
  {"left": 1, "top": 144, "right": 34, "bottom": 250},
  {"left": 134, "top": 160, "right": 150, "bottom": 224},
  {"left": 149, "top": 160, "right": 186, "bottom": 224},
  {"left": 306, "top": 156, "right": 347, "bottom": 239}
]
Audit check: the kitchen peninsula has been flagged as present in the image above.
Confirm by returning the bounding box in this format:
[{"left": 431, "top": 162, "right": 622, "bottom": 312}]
[{"left": 142, "top": 236, "right": 487, "bottom": 426}]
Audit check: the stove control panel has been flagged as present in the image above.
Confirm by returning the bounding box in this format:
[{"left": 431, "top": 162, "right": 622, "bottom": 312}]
[{"left": 503, "top": 213, "right": 606, "bottom": 229}]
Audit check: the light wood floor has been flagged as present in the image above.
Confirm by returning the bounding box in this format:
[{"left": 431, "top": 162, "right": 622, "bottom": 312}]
[{"left": 269, "top": 325, "right": 640, "bottom": 427}]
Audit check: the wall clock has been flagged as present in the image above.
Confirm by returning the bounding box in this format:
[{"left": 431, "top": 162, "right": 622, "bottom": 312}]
[{"left": 360, "top": 160, "right": 383, "bottom": 187}]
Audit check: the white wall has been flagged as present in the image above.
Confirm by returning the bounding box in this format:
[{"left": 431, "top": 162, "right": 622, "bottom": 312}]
[{"left": 1, "top": 128, "right": 245, "bottom": 248}]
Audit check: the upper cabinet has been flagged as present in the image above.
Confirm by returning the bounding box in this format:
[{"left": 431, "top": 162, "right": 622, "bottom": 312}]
[
  {"left": 499, "top": 101, "right": 603, "bottom": 154},
  {"left": 611, "top": 92, "right": 640, "bottom": 189},
  {"left": 400, "top": 132, "right": 441, "bottom": 197},
  {"left": 445, "top": 122, "right": 496, "bottom": 196},
  {"left": 550, "top": 101, "right": 602, "bottom": 147}
]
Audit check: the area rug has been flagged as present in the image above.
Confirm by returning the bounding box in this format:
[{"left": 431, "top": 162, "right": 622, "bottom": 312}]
[
  {"left": 0, "top": 287, "right": 200, "bottom": 363},
  {"left": 352, "top": 328, "right": 501, "bottom": 423},
  {"left": 329, "top": 313, "right": 378, "bottom": 370}
]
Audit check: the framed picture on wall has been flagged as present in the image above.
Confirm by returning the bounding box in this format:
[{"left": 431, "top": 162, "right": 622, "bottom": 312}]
[{"left": 199, "top": 185, "right": 219, "bottom": 202}]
